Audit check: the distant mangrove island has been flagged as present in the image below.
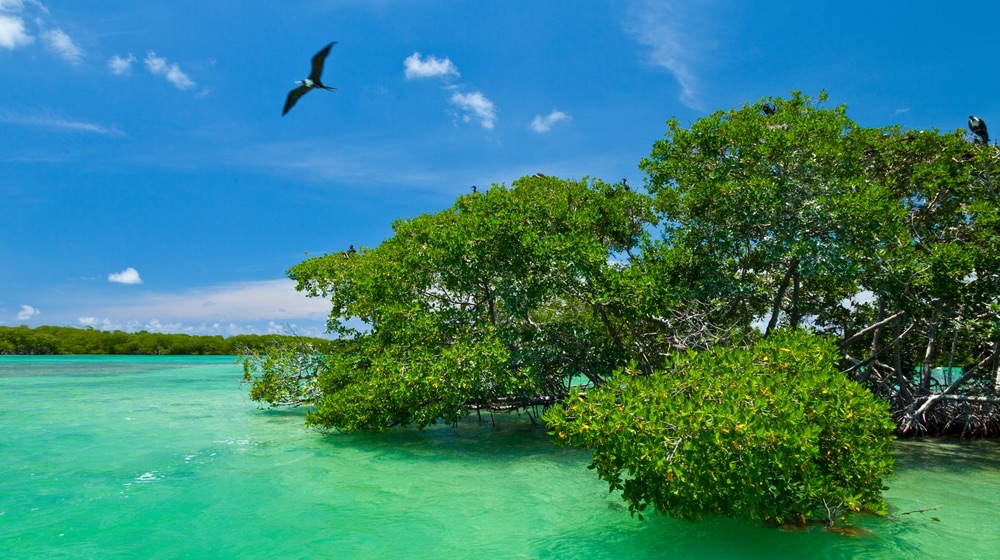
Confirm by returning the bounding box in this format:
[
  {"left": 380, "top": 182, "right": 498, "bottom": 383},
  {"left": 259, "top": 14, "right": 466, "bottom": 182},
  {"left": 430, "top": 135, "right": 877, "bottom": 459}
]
[{"left": 0, "top": 325, "right": 339, "bottom": 356}]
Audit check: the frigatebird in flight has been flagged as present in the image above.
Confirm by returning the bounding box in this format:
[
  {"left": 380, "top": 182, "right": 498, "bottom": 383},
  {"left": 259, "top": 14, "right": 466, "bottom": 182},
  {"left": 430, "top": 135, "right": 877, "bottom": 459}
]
[
  {"left": 969, "top": 115, "right": 989, "bottom": 144},
  {"left": 282, "top": 42, "right": 337, "bottom": 116}
]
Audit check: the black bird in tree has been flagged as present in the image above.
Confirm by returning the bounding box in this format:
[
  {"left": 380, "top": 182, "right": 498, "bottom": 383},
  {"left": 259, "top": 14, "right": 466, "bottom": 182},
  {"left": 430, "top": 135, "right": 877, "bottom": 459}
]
[
  {"left": 283, "top": 42, "right": 337, "bottom": 115},
  {"left": 345, "top": 244, "right": 356, "bottom": 257},
  {"left": 471, "top": 185, "right": 477, "bottom": 194},
  {"left": 969, "top": 115, "right": 989, "bottom": 144},
  {"left": 762, "top": 103, "right": 777, "bottom": 116},
  {"left": 621, "top": 178, "right": 630, "bottom": 191}
]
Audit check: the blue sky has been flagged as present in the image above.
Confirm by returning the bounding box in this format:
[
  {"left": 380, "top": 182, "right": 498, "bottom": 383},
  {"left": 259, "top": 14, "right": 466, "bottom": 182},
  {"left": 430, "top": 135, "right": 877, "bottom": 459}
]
[{"left": 2, "top": 1, "right": 997, "bottom": 337}]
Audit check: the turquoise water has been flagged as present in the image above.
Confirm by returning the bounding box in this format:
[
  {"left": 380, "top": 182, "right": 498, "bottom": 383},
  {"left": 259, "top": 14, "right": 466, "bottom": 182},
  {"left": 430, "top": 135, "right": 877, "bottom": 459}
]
[{"left": 1, "top": 356, "right": 998, "bottom": 559}]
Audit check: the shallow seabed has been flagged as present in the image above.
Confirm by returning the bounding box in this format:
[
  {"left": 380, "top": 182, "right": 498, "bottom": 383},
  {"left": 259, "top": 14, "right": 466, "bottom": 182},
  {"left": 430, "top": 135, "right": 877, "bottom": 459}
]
[{"left": 1, "top": 356, "right": 997, "bottom": 559}]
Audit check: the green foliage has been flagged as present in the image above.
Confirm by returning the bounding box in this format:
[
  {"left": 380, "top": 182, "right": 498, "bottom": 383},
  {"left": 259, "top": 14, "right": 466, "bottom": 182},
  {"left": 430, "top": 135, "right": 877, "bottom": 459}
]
[
  {"left": 0, "top": 325, "right": 337, "bottom": 355},
  {"left": 286, "top": 176, "right": 657, "bottom": 431},
  {"left": 545, "top": 330, "right": 896, "bottom": 524},
  {"left": 245, "top": 90, "right": 997, "bottom": 522},
  {"left": 640, "top": 91, "right": 893, "bottom": 331},
  {"left": 239, "top": 340, "right": 331, "bottom": 407},
  {"left": 639, "top": 91, "right": 1000, "bottom": 402}
]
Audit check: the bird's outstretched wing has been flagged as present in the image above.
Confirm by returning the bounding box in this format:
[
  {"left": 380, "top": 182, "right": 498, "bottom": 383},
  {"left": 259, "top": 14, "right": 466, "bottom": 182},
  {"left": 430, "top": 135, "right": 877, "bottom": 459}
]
[
  {"left": 309, "top": 42, "right": 336, "bottom": 82},
  {"left": 283, "top": 85, "right": 311, "bottom": 115}
]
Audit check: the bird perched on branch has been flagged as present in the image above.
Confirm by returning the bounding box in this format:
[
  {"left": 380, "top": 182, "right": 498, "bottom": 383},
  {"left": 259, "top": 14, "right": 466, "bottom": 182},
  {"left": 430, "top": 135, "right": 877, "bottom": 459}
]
[
  {"left": 762, "top": 103, "right": 777, "bottom": 116},
  {"left": 968, "top": 115, "right": 989, "bottom": 144},
  {"left": 283, "top": 42, "right": 337, "bottom": 115}
]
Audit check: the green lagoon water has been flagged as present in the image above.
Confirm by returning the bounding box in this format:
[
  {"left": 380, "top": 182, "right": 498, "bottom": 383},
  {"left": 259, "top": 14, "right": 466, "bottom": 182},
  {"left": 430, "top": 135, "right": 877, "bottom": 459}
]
[{"left": 1, "top": 356, "right": 998, "bottom": 559}]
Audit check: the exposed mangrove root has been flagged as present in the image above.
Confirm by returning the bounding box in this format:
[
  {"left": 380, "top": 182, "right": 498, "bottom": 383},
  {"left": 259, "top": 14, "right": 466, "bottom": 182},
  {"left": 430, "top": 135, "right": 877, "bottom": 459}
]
[
  {"left": 896, "top": 505, "right": 941, "bottom": 516},
  {"left": 894, "top": 397, "right": 1000, "bottom": 437}
]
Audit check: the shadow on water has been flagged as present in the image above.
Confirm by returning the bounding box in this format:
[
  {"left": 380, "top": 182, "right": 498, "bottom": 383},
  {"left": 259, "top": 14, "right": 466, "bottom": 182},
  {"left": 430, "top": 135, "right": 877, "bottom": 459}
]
[
  {"left": 892, "top": 437, "right": 1000, "bottom": 471},
  {"left": 316, "top": 411, "right": 559, "bottom": 463}
]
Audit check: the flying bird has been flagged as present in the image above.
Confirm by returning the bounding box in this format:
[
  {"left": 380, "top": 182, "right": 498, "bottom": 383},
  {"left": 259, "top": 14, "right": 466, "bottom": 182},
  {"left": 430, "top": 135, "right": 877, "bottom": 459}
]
[
  {"left": 969, "top": 115, "right": 989, "bottom": 144},
  {"left": 282, "top": 42, "right": 337, "bottom": 116}
]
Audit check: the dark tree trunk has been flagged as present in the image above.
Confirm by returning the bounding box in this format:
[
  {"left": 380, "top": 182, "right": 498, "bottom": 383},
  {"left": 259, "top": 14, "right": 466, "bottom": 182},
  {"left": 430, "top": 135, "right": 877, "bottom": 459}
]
[{"left": 765, "top": 258, "right": 799, "bottom": 337}]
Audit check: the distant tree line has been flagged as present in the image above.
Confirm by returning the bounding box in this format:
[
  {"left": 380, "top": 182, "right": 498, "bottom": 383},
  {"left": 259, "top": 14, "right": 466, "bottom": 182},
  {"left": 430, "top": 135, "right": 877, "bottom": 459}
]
[{"left": 0, "top": 325, "right": 340, "bottom": 355}]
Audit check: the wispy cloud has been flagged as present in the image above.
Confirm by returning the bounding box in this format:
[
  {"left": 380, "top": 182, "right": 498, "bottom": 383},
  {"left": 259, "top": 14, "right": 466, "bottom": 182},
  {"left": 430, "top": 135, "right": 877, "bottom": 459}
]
[
  {"left": 530, "top": 110, "right": 570, "bottom": 133},
  {"left": 623, "top": 0, "right": 718, "bottom": 110},
  {"left": 40, "top": 27, "right": 81, "bottom": 63},
  {"left": 0, "top": 1, "right": 82, "bottom": 64},
  {"left": 108, "top": 267, "right": 142, "bottom": 285},
  {"left": 228, "top": 138, "right": 465, "bottom": 189},
  {"left": 450, "top": 90, "right": 496, "bottom": 129},
  {"left": 16, "top": 304, "right": 39, "bottom": 321},
  {"left": 0, "top": 110, "right": 124, "bottom": 136},
  {"left": 404, "top": 52, "right": 460, "bottom": 80},
  {"left": 144, "top": 51, "right": 195, "bottom": 90},
  {"left": 108, "top": 52, "right": 136, "bottom": 75},
  {"left": 88, "top": 279, "right": 329, "bottom": 324}
]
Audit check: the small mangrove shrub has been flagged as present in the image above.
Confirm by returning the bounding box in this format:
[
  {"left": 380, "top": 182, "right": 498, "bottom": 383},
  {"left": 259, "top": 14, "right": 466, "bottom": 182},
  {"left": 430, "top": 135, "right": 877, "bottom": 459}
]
[{"left": 545, "top": 330, "right": 896, "bottom": 524}]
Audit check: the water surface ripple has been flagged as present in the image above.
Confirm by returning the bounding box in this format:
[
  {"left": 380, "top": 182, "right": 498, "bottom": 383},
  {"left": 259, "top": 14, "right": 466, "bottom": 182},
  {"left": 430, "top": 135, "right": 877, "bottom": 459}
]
[{"left": 1, "top": 356, "right": 997, "bottom": 559}]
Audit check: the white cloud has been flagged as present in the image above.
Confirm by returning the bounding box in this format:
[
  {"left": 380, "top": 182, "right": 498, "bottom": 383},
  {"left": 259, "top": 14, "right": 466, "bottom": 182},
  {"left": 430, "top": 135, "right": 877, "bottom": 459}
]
[
  {"left": 0, "top": 110, "right": 124, "bottom": 136},
  {"left": 530, "top": 110, "right": 570, "bottom": 133},
  {"left": 73, "top": 316, "right": 326, "bottom": 338},
  {"left": 841, "top": 290, "right": 876, "bottom": 311},
  {"left": 144, "top": 51, "right": 195, "bottom": 90},
  {"left": 403, "top": 51, "right": 497, "bottom": 130},
  {"left": 0, "top": 12, "right": 31, "bottom": 49},
  {"left": 16, "top": 304, "right": 39, "bottom": 321},
  {"left": 108, "top": 267, "right": 142, "bottom": 285},
  {"left": 1, "top": 2, "right": 82, "bottom": 63},
  {"left": 93, "top": 279, "right": 329, "bottom": 322},
  {"left": 404, "top": 52, "right": 459, "bottom": 80},
  {"left": 57, "top": 280, "right": 332, "bottom": 337},
  {"left": 143, "top": 318, "right": 184, "bottom": 333},
  {"left": 2, "top": 1, "right": 48, "bottom": 13},
  {"left": 623, "top": 0, "right": 717, "bottom": 110},
  {"left": 108, "top": 52, "right": 136, "bottom": 75},
  {"left": 40, "top": 27, "right": 80, "bottom": 63},
  {"left": 450, "top": 90, "right": 496, "bottom": 129}
]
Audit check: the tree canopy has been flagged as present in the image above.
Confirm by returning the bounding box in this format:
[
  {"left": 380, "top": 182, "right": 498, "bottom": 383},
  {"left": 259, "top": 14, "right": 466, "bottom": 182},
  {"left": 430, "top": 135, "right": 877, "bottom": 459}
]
[
  {"left": 242, "top": 91, "right": 1000, "bottom": 524},
  {"left": 638, "top": 91, "right": 1000, "bottom": 434},
  {"left": 279, "top": 176, "right": 657, "bottom": 431}
]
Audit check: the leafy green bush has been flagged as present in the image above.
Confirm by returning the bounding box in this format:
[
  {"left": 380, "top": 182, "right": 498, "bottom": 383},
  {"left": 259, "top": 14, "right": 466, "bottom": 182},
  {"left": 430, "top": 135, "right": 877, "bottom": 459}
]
[
  {"left": 544, "top": 330, "right": 895, "bottom": 524},
  {"left": 239, "top": 340, "right": 328, "bottom": 407},
  {"left": 283, "top": 176, "right": 657, "bottom": 432}
]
